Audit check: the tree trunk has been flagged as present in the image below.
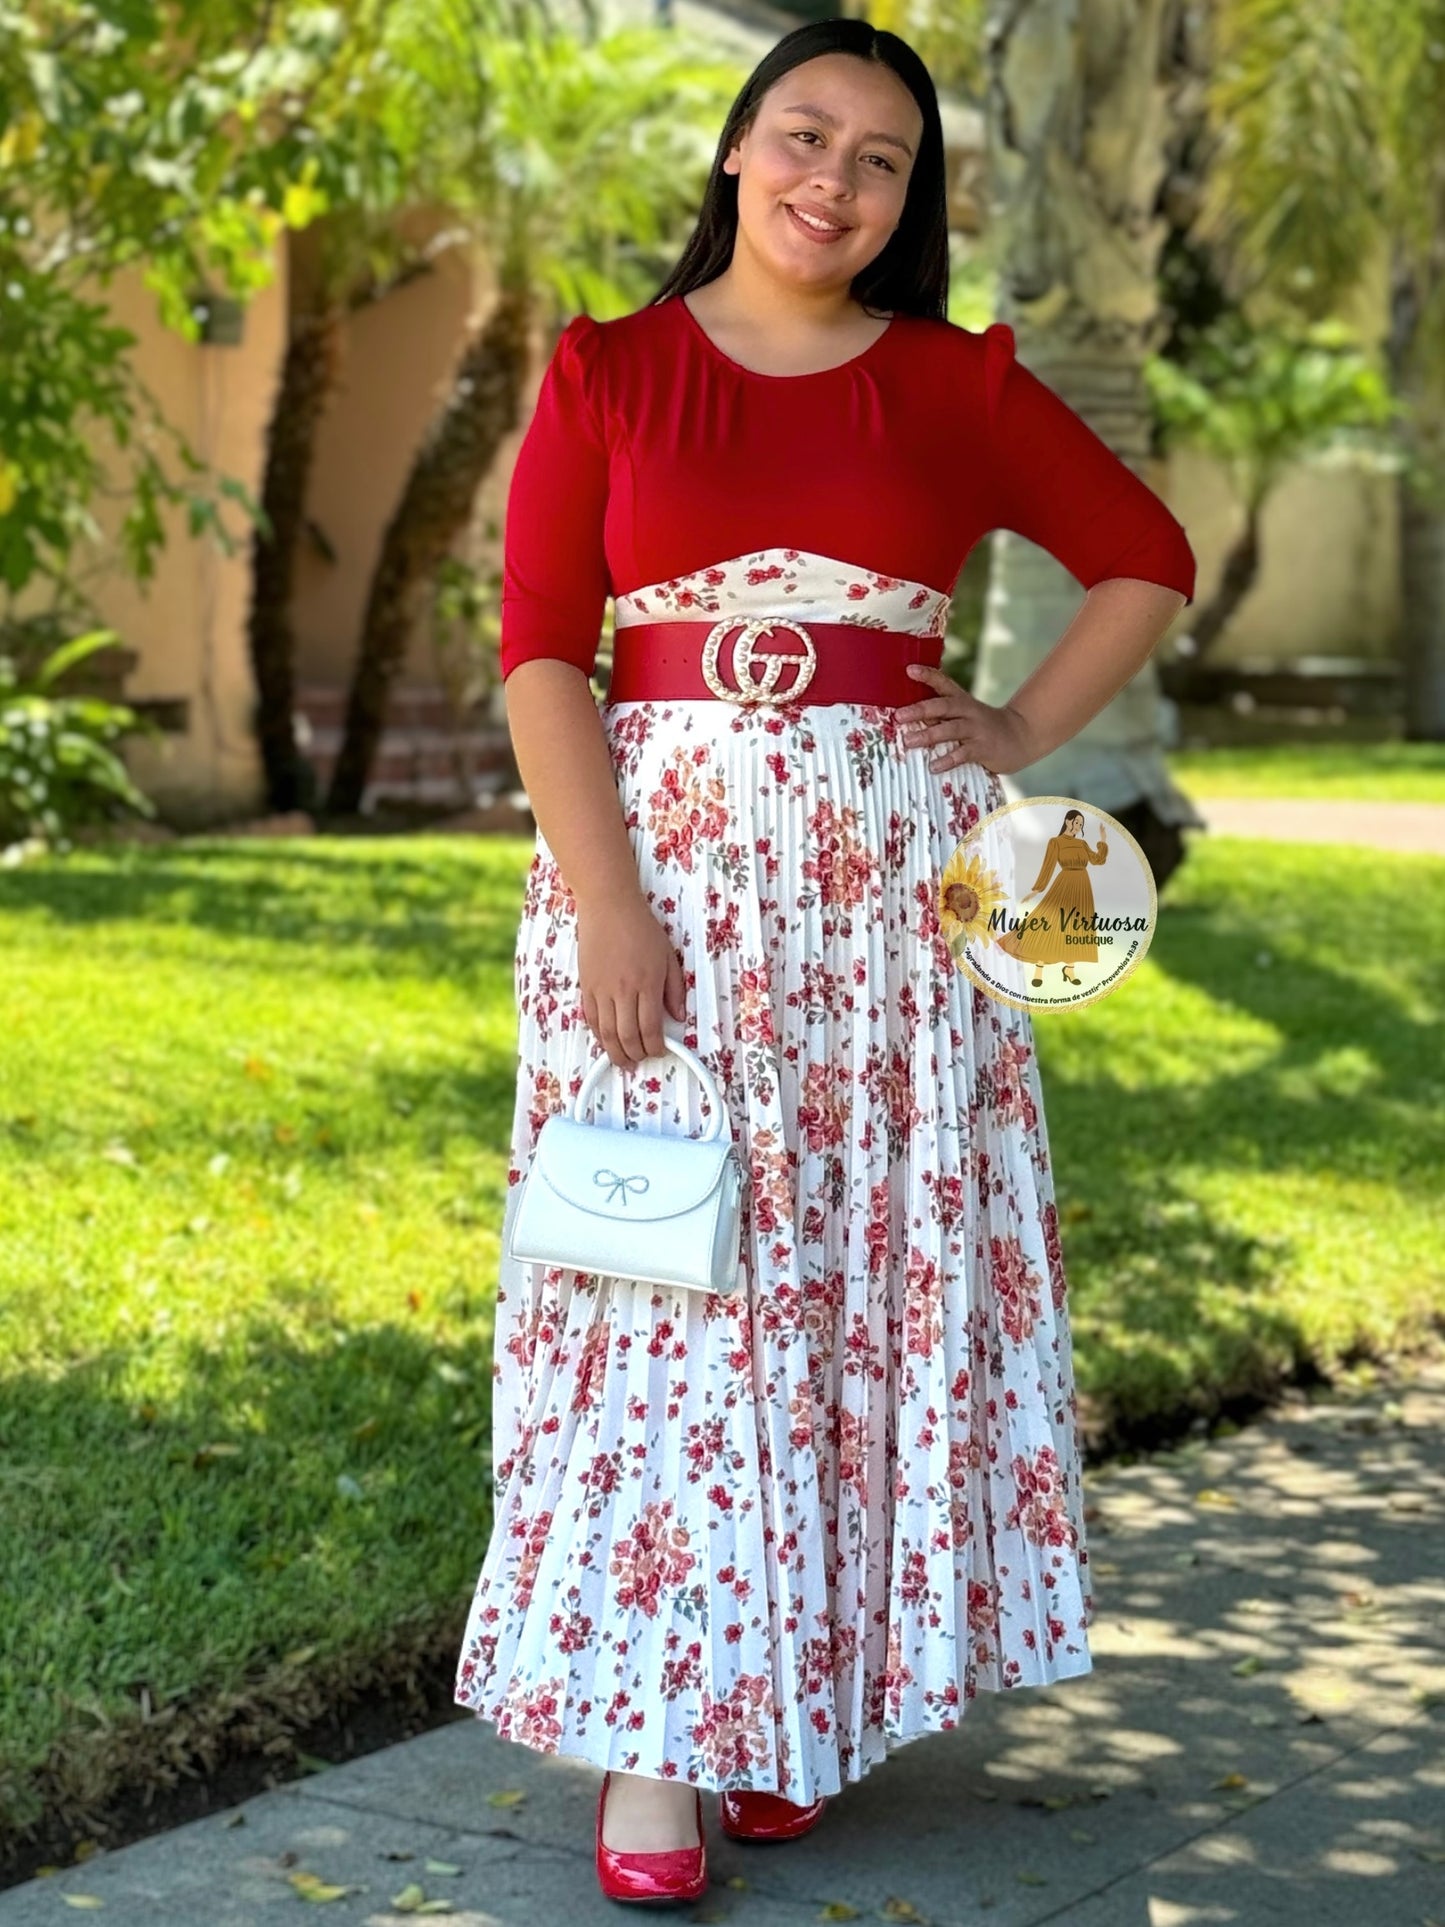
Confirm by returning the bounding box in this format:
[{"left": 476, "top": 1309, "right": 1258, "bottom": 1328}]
[
  {"left": 325, "top": 281, "right": 533, "bottom": 815},
  {"left": 1398, "top": 471, "right": 1445, "bottom": 740},
  {"left": 977, "top": 0, "right": 1202, "bottom": 891},
  {"left": 1180, "top": 501, "right": 1260, "bottom": 662},
  {"left": 1156, "top": 501, "right": 1262, "bottom": 703},
  {"left": 247, "top": 304, "right": 344, "bottom": 812},
  {"left": 1387, "top": 246, "right": 1445, "bottom": 743}
]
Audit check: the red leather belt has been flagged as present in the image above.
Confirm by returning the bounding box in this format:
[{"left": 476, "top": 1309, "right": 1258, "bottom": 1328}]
[{"left": 606, "top": 617, "right": 942, "bottom": 707}]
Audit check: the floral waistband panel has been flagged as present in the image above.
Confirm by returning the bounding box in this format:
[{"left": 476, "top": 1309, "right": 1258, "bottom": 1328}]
[{"left": 614, "top": 547, "right": 952, "bottom": 640}]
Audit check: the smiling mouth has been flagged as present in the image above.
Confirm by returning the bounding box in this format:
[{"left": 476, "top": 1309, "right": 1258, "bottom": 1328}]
[{"left": 785, "top": 204, "right": 851, "bottom": 238}]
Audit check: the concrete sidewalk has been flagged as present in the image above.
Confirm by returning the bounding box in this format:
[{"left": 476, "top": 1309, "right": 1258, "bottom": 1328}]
[
  {"left": 1188, "top": 796, "right": 1445, "bottom": 856},
  {"left": 7, "top": 1359, "right": 1443, "bottom": 1925}
]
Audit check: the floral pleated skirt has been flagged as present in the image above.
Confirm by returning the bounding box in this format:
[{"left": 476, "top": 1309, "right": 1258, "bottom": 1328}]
[{"left": 454, "top": 552, "right": 1095, "bottom": 1801}]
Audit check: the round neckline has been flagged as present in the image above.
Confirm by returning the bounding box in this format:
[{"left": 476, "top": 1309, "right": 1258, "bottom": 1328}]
[{"left": 674, "top": 291, "right": 897, "bottom": 381}]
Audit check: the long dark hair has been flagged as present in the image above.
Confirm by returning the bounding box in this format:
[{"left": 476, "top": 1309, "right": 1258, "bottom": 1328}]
[{"left": 650, "top": 18, "right": 949, "bottom": 323}]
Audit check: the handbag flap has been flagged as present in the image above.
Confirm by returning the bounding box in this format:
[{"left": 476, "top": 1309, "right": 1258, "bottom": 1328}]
[{"left": 531, "top": 1115, "right": 736, "bottom": 1222}]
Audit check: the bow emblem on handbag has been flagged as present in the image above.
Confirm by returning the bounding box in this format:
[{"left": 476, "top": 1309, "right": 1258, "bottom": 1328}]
[{"left": 594, "top": 1166, "right": 650, "bottom": 1205}]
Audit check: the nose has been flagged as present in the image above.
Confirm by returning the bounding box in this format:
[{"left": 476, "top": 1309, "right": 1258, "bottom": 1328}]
[
  {"left": 803, "top": 182, "right": 856, "bottom": 223},
  {"left": 809, "top": 166, "right": 856, "bottom": 200}
]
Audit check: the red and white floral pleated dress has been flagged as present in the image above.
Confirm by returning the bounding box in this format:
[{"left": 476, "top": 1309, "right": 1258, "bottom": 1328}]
[{"left": 453, "top": 293, "right": 1196, "bottom": 1800}]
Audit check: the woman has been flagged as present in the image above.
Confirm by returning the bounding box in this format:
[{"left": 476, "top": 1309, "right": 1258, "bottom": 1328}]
[
  {"left": 997, "top": 809, "right": 1109, "bottom": 990},
  {"left": 454, "top": 17, "right": 1195, "bottom": 1906}
]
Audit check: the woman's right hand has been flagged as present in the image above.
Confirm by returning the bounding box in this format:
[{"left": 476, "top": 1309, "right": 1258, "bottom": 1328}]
[{"left": 577, "top": 891, "right": 689, "bottom": 1071}]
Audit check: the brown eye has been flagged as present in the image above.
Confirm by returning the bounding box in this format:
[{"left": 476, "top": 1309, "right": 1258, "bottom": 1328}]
[{"left": 791, "top": 128, "right": 894, "bottom": 172}]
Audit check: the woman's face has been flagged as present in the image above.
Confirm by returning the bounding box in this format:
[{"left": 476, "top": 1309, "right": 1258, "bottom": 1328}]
[{"left": 723, "top": 54, "right": 920, "bottom": 294}]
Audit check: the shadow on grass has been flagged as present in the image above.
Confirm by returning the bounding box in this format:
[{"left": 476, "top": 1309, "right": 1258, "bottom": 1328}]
[
  {"left": 0, "top": 1314, "right": 497, "bottom": 1861},
  {"left": 0, "top": 838, "right": 535, "bottom": 984},
  {"left": 0, "top": 1038, "right": 524, "bottom": 1169},
  {"left": 1036, "top": 850, "right": 1445, "bottom": 1429}
]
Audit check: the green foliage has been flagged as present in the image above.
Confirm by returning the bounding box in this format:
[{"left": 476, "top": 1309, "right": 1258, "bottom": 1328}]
[
  {"left": 0, "top": 0, "right": 389, "bottom": 606},
  {"left": 1167, "top": 742, "right": 1445, "bottom": 801},
  {"left": 1146, "top": 312, "right": 1401, "bottom": 506},
  {"left": 0, "top": 624, "right": 160, "bottom": 854},
  {"left": 865, "top": 0, "right": 988, "bottom": 97},
  {"left": 0, "top": 0, "right": 743, "bottom": 646},
  {"left": 429, "top": 551, "right": 503, "bottom": 714},
  {"left": 1203, "top": 0, "right": 1386, "bottom": 322},
  {"left": 377, "top": 1, "right": 747, "bottom": 311},
  {"left": 1204, "top": 0, "right": 1445, "bottom": 387}
]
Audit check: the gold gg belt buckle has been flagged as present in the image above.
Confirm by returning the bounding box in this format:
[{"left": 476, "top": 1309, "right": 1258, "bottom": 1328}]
[{"left": 700, "top": 617, "right": 817, "bottom": 704}]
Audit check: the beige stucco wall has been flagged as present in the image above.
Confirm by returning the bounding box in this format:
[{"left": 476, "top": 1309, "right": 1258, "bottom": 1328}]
[
  {"left": 34, "top": 253, "right": 288, "bottom": 826},
  {"left": 290, "top": 223, "right": 490, "bottom": 686},
  {"left": 35, "top": 221, "right": 506, "bottom": 823},
  {"left": 1170, "top": 444, "right": 1399, "bottom": 660},
  {"left": 1166, "top": 224, "right": 1400, "bottom": 663}
]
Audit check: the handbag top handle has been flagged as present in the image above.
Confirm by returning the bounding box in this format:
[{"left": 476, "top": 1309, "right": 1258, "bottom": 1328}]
[{"left": 572, "top": 1029, "right": 729, "bottom": 1143}]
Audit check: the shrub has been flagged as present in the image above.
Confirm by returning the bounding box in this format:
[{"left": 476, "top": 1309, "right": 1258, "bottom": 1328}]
[{"left": 0, "top": 628, "right": 161, "bottom": 857}]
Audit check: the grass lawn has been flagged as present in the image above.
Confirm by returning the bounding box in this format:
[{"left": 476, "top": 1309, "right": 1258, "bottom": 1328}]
[
  {"left": 1166, "top": 740, "right": 1445, "bottom": 801},
  {"left": 1, "top": 828, "right": 1442, "bottom": 1852}
]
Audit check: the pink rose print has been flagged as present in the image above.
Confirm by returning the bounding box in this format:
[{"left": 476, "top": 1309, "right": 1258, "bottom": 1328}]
[
  {"left": 991, "top": 1234, "right": 1045, "bottom": 1346},
  {"left": 835, "top": 1404, "right": 868, "bottom": 1506},
  {"left": 694, "top": 1673, "right": 776, "bottom": 1781},
  {"left": 647, "top": 747, "right": 730, "bottom": 872},
  {"left": 1042, "top": 1199, "right": 1067, "bottom": 1309},
  {"left": 748, "top": 1125, "right": 795, "bottom": 1238},
  {"left": 798, "top": 1058, "right": 851, "bottom": 1153},
  {"left": 509, "top": 1507, "right": 554, "bottom": 1610},
  {"left": 802, "top": 798, "right": 875, "bottom": 909},
  {"left": 608, "top": 1498, "right": 698, "bottom": 1618},
  {"left": 904, "top": 1247, "right": 944, "bottom": 1357},
  {"left": 497, "top": 1673, "right": 566, "bottom": 1752},
  {"left": 735, "top": 963, "right": 776, "bottom": 1046},
  {"left": 1006, "top": 1444, "right": 1080, "bottom": 1552}
]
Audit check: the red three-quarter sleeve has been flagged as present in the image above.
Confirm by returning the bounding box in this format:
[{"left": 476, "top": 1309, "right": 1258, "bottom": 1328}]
[
  {"left": 982, "top": 321, "right": 1197, "bottom": 606},
  {"left": 498, "top": 313, "right": 612, "bottom": 682}
]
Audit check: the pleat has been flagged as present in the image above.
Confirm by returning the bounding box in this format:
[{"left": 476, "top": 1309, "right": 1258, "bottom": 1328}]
[{"left": 455, "top": 694, "right": 1093, "bottom": 1799}]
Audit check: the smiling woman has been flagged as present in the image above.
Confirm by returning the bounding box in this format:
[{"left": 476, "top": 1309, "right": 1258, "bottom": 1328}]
[
  {"left": 451, "top": 12, "right": 1197, "bottom": 1903},
  {"left": 673, "top": 58, "right": 922, "bottom": 373}
]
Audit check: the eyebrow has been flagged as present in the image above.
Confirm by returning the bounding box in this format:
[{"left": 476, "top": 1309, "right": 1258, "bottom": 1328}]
[{"left": 777, "top": 101, "right": 915, "bottom": 160}]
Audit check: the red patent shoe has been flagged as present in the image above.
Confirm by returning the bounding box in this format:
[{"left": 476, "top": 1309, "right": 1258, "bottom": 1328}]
[
  {"left": 595, "top": 1769, "right": 708, "bottom": 1905},
  {"left": 717, "top": 1787, "right": 828, "bottom": 1841}
]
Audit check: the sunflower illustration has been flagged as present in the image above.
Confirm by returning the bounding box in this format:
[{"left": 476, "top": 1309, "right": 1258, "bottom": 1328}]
[{"left": 938, "top": 844, "right": 1010, "bottom": 961}]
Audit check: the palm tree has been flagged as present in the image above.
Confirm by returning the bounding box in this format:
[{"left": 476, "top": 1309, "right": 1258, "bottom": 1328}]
[
  {"left": 324, "top": 5, "right": 744, "bottom": 814},
  {"left": 250, "top": 301, "right": 346, "bottom": 812},
  {"left": 973, "top": 0, "right": 1445, "bottom": 876},
  {"left": 245, "top": 0, "right": 452, "bottom": 815},
  {"left": 972, "top": 0, "right": 1203, "bottom": 891},
  {"left": 1198, "top": 0, "right": 1445, "bottom": 741}
]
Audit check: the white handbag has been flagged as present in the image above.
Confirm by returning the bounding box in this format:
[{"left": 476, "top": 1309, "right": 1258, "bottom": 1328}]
[{"left": 505, "top": 1029, "right": 745, "bottom": 1298}]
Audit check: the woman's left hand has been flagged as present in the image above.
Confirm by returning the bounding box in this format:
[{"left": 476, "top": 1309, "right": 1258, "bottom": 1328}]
[{"left": 895, "top": 664, "right": 1039, "bottom": 776}]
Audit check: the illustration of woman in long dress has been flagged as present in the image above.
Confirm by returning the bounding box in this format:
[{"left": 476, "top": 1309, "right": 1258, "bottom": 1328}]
[{"left": 997, "top": 809, "right": 1108, "bottom": 989}]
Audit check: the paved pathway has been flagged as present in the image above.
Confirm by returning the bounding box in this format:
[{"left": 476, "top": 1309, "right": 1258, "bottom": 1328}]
[
  {"left": 6, "top": 1359, "right": 1442, "bottom": 1925},
  {"left": 1190, "top": 797, "right": 1445, "bottom": 855}
]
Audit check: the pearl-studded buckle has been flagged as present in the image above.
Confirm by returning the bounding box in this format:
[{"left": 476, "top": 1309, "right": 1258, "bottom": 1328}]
[{"left": 700, "top": 617, "right": 817, "bottom": 704}]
